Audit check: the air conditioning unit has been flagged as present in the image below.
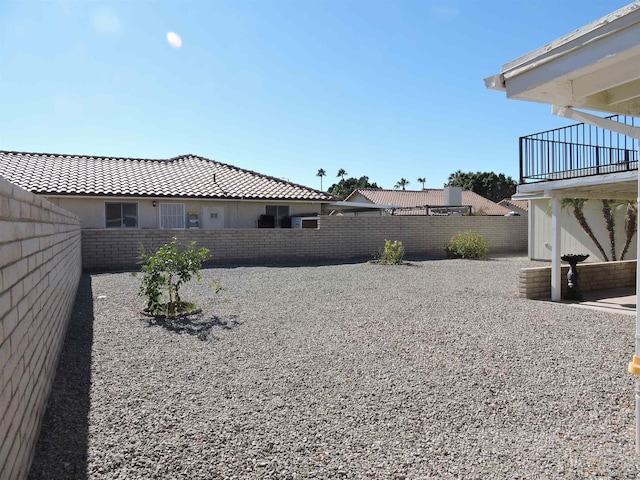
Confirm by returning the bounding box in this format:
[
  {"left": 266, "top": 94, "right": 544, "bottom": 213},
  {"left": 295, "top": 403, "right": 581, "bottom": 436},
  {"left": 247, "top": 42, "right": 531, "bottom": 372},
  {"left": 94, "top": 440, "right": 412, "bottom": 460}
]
[{"left": 291, "top": 216, "right": 318, "bottom": 229}]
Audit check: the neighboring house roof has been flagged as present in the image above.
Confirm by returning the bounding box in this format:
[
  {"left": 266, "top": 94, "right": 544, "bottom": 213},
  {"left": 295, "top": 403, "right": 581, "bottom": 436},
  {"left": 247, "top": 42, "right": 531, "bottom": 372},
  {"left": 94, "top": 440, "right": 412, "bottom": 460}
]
[
  {"left": 498, "top": 198, "right": 529, "bottom": 213},
  {"left": 346, "top": 189, "right": 512, "bottom": 216},
  {"left": 0, "top": 150, "right": 335, "bottom": 201}
]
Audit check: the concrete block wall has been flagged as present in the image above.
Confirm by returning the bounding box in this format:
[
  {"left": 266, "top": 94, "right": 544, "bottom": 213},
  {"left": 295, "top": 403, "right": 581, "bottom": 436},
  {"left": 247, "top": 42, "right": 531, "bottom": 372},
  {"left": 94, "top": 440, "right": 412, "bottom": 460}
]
[
  {"left": 518, "top": 260, "right": 636, "bottom": 299},
  {"left": 82, "top": 215, "right": 527, "bottom": 270},
  {"left": 0, "top": 177, "right": 82, "bottom": 479}
]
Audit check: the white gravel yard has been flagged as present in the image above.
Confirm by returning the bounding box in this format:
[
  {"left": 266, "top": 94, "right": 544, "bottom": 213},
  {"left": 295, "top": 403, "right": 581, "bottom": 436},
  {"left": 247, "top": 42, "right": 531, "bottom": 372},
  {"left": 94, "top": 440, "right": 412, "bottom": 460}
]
[{"left": 29, "top": 256, "right": 640, "bottom": 479}]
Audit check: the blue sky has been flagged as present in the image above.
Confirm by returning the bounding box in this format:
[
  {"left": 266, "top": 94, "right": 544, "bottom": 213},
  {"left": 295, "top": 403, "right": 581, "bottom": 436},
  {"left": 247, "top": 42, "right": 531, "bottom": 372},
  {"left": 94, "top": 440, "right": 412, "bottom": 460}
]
[{"left": 0, "top": 0, "right": 633, "bottom": 191}]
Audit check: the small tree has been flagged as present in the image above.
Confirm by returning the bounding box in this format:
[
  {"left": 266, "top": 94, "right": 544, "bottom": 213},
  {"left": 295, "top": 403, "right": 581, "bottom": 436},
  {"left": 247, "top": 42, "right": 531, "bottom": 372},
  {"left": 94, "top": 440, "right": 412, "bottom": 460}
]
[
  {"left": 377, "top": 239, "right": 405, "bottom": 265},
  {"left": 134, "top": 237, "right": 220, "bottom": 317}
]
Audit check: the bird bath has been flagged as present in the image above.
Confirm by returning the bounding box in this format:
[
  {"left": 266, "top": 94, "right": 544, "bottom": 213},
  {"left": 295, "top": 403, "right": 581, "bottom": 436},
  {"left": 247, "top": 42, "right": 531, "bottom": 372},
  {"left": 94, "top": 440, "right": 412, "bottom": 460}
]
[{"left": 561, "top": 254, "right": 590, "bottom": 300}]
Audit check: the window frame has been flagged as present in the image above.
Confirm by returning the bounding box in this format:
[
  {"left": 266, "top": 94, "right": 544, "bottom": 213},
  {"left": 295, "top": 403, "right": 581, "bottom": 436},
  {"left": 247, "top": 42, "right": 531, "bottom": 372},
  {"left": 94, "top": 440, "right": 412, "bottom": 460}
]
[
  {"left": 105, "top": 202, "right": 139, "bottom": 228},
  {"left": 265, "top": 205, "right": 290, "bottom": 228},
  {"left": 159, "top": 203, "right": 186, "bottom": 229}
]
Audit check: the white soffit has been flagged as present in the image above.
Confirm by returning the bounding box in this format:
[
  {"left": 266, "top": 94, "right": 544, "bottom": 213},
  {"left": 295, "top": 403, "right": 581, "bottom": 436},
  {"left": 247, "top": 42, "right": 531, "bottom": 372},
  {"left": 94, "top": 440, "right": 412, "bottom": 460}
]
[
  {"left": 485, "top": 2, "right": 640, "bottom": 116},
  {"left": 516, "top": 170, "right": 639, "bottom": 199}
]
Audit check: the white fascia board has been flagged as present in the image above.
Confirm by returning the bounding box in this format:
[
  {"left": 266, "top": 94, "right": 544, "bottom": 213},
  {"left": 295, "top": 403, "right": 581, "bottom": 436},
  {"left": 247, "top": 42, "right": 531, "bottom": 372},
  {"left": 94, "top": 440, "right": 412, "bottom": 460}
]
[
  {"left": 505, "top": 22, "right": 640, "bottom": 100},
  {"left": 503, "top": 2, "right": 640, "bottom": 75},
  {"left": 484, "top": 3, "right": 640, "bottom": 98},
  {"left": 511, "top": 191, "right": 548, "bottom": 200},
  {"left": 516, "top": 170, "right": 638, "bottom": 197}
]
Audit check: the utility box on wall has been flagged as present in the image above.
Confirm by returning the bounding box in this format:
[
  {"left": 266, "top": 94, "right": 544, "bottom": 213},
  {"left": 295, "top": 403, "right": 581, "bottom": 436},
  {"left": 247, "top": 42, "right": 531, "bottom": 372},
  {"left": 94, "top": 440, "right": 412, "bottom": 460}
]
[
  {"left": 202, "top": 206, "right": 225, "bottom": 229},
  {"left": 291, "top": 216, "right": 318, "bottom": 229},
  {"left": 187, "top": 211, "right": 200, "bottom": 228}
]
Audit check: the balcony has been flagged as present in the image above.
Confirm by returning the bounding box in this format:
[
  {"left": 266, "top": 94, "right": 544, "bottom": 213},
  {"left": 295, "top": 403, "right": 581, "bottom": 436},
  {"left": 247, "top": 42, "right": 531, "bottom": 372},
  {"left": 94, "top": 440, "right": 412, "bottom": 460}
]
[{"left": 519, "top": 115, "right": 639, "bottom": 185}]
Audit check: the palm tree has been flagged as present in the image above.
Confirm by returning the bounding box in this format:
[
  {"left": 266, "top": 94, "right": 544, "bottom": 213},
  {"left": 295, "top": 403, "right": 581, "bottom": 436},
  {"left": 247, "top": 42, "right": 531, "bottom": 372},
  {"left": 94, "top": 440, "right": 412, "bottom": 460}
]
[
  {"left": 316, "top": 168, "right": 326, "bottom": 190},
  {"left": 602, "top": 199, "right": 637, "bottom": 261},
  {"left": 601, "top": 199, "right": 617, "bottom": 261},
  {"left": 337, "top": 168, "right": 347, "bottom": 181},
  {"left": 562, "top": 198, "right": 609, "bottom": 261},
  {"left": 417, "top": 177, "right": 426, "bottom": 189},
  {"left": 620, "top": 201, "right": 637, "bottom": 260},
  {"left": 394, "top": 178, "right": 409, "bottom": 190}
]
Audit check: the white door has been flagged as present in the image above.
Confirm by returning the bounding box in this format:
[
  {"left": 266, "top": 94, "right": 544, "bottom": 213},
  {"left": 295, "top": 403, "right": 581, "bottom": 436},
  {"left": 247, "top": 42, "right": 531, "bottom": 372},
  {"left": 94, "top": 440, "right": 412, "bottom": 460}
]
[{"left": 202, "top": 206, "right": 225, "bottom": 229}]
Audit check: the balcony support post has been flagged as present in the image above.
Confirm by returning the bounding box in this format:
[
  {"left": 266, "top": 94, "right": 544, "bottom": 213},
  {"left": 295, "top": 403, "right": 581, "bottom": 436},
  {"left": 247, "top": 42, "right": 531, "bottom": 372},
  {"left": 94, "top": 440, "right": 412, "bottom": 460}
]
[
  {"left": 632, "top": 146, "right": 640, "bottom": 454},
  {"left": 549, "top": 194, "right": 562, "bottom": 302}
]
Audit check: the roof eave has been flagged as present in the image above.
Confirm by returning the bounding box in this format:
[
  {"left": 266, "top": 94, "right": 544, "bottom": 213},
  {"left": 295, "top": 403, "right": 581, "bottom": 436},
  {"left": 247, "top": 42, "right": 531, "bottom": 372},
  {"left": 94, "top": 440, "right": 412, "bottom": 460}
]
[
  {"left": 500, "top": 2, "right": 640, "bottom": 78},
  {"left": 38, "top": 192, "right": 334, "bottom": 202},
  {"left": 485, "top": 2, "right": 640, "bottom": 116}
]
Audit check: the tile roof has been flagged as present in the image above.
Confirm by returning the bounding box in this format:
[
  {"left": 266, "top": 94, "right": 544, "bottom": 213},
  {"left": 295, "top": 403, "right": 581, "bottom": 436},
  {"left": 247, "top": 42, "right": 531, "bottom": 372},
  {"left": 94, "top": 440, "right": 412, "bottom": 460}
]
[
  {"left": 498, "top": 198, "right": 529, "bottom": 213},
  {"left": 0, "top": 151, "right": 335, "bottom": 201},
  {"left": 348, "top": 189, "right": 512, "bottom": 216}
]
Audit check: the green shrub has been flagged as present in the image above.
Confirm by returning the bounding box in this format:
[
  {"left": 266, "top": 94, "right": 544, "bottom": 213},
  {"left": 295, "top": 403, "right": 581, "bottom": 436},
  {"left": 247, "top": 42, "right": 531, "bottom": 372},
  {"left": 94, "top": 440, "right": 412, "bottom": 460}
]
[
  {"left": 378, "top": 239, "right": 405, "bottom": 265},
  {"left": 133, "top": 237, "right": 223, "bottom": 317},
  {"left": 445, "top": 230, "right": 488, "bottom": 259}
]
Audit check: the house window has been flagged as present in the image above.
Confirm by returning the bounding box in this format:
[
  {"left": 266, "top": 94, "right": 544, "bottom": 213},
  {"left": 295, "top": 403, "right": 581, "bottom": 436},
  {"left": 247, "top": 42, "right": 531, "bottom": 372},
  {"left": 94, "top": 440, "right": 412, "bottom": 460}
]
[
  {"left": 105, "top": 202, "right": 138, "bottom": 228},
  {"left": 265, "top": 205, "right": 290, "bottom": 227},
  {"left": 160, "top": 203, "right": 185, "bottom": 229}
]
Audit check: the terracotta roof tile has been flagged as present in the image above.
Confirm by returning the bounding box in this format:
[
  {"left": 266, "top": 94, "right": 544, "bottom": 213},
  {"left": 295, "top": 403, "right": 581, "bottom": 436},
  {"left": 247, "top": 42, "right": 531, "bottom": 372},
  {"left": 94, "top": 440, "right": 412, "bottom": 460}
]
[
  {"left": 498, "top": 198, "right": 529, "bottom": 213},
  {"left": 0, "top": 151, "right": 335, "bottom": 202},
  {"left": 350, "top": 189, "right": 512, "bottom": 216}
]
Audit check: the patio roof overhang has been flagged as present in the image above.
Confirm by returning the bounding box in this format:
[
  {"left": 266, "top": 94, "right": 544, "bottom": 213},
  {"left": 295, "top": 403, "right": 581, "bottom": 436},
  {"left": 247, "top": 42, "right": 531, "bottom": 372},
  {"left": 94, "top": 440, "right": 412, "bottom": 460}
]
[
  {"left": 485, "top": 2, "right": 640, "bottom": 454},
  {"left": 484, "top": 2, "right": 640, "bottom": 118},
  {"left": 515, "top": 170, "right": 638, "bottom": 199}
]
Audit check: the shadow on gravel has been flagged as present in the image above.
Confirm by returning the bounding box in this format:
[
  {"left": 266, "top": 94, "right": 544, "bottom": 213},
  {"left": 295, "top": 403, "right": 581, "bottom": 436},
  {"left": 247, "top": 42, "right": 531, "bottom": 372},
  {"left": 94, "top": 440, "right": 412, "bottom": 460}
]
[
  {"left": 28, "top": 274, "right": 94, "bottom": 480},
  {"left": 145, "top": 314, "right": 242, "bottom": 340}
]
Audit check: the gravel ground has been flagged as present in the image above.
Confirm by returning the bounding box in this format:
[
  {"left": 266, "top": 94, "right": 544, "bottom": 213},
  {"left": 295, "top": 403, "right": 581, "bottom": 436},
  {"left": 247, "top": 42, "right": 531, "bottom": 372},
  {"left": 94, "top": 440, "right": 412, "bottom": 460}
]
[{"left": 29, "top": 256, "right": 640, "bottom": 479}]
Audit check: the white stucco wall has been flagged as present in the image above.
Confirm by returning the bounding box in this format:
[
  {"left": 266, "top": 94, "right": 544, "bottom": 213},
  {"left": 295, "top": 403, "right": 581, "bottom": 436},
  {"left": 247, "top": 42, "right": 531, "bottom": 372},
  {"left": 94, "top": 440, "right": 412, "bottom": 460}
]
[
  {"left": 46, "top": 197, "right": 322, "bottom": 229},
  {"left": 530, "top": 198, "right": 638, "bottom": 261}
]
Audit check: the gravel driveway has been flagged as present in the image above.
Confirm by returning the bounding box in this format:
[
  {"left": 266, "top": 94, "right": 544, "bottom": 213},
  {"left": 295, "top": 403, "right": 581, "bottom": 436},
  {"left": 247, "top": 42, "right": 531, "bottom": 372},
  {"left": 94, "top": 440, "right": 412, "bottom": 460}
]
[{"left": 29, "top": 256, "right": 640, "bottom": 479}]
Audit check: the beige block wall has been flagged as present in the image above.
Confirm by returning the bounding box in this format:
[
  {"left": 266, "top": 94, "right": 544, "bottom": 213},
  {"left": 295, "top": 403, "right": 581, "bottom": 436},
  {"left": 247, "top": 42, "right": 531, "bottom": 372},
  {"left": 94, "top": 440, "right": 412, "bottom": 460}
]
[
  {"left": 0, "top": 178, "right": 82, "bottom": 479},
  {"left": 82, "top": 215, "right": 527, "bottom": 270},
  {"left": 518, "top": 260, "right": 636, "bottom": 299}
]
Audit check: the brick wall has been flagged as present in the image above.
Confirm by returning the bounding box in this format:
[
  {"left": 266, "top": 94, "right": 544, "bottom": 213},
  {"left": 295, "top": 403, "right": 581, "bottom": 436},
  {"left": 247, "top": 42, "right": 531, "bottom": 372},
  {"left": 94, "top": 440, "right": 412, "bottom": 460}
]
[
  {"left": 0, "top": 178, "right": 82, "bottom": 479},
  {"left": 518, "top": 260, "right": 636, "bottom": 299},
  {"left": 82, "top": 215, "right": 527, "bottom": 270}
]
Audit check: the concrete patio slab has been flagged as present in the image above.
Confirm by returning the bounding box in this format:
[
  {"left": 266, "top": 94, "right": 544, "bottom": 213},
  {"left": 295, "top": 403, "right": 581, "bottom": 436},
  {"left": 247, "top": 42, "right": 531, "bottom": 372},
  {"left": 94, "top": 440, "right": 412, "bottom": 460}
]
[{"left": 562, "top": 287, "right": 637, "bottom": 316}]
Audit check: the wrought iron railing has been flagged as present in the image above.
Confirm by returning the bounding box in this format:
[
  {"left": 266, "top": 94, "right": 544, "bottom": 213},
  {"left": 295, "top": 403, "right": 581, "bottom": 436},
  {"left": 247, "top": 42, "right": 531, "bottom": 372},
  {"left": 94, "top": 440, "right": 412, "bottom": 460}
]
[{"left": 519, "top": 115, "right": 639, "bottom": 184}]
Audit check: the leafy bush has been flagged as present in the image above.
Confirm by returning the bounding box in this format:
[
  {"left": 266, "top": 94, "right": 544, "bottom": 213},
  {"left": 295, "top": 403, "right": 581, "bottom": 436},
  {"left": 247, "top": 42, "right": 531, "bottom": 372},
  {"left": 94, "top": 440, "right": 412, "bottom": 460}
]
[
  {"left": 378, "top": 239, "right": 405, "bottom": 265},
  {"left": 445, "top": 230, "right": 488, "bottom": 259},
  {"left": 133, "top": 237, "right": 223, "bottom": 317}
]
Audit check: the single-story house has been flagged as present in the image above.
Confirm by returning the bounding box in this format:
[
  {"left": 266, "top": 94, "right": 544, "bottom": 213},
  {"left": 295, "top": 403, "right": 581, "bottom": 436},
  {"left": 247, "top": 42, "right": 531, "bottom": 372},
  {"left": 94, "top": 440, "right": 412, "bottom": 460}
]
[
  {"left": 344, "top": 187, "right": 512, "bottom": 216},
  {"left": 0, "top": 150, "right": 337, "bottom": 229}
]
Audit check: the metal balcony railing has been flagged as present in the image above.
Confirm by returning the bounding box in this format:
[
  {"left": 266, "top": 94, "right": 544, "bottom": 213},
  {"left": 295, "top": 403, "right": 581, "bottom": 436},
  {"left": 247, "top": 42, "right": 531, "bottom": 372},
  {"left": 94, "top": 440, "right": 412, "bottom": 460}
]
[{"left": 519, "top": 115, "right": 639, "bottom": 184}]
